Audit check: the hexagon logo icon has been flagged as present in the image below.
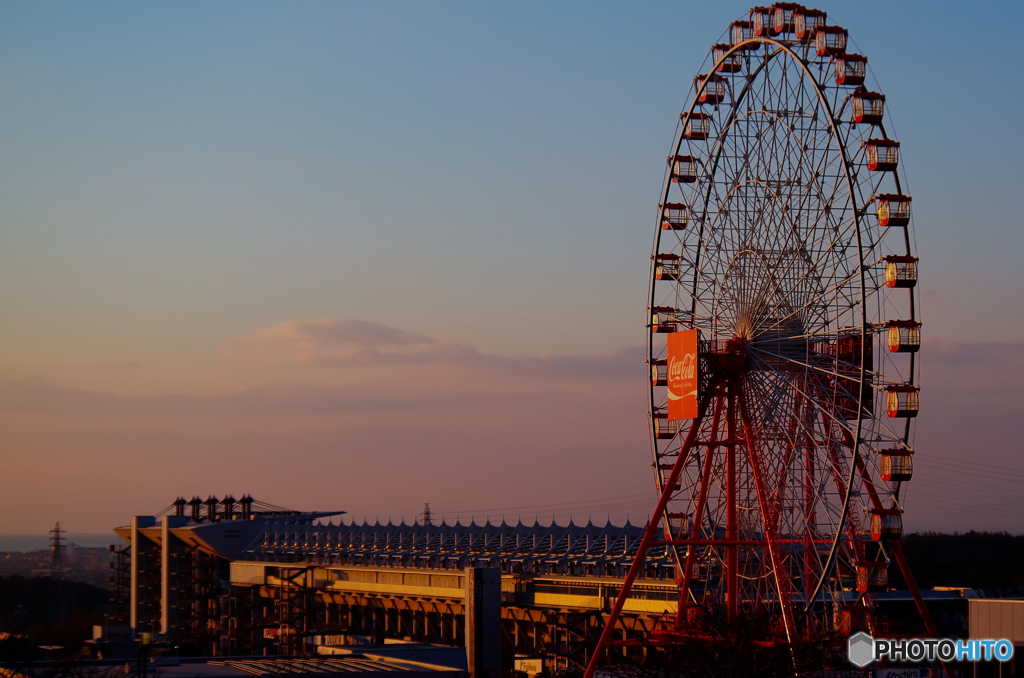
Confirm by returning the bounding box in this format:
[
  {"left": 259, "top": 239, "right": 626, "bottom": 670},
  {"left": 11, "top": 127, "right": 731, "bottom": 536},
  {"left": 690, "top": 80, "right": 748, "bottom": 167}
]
[{"left": 848, "top": 631, "right": 874, "bottom": 667}]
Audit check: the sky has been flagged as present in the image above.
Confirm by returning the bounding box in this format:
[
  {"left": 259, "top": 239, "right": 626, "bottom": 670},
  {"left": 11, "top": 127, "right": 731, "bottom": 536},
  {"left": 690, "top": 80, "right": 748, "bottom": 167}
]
[{"left": 1, "top": 1, "right": 1023, "bottom": 538}]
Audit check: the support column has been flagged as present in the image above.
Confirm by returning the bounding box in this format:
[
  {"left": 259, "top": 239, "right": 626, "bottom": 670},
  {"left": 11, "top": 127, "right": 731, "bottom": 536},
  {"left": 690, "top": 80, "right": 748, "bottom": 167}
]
[
  {"left": 160, "top": 516, "right": 189, "bottom": 636},
  {"left": 130, "top": 516, "right": 156, "bottom": 635},
  {"left": 465, "top": 567, "right": 500, "bottom": 678}
]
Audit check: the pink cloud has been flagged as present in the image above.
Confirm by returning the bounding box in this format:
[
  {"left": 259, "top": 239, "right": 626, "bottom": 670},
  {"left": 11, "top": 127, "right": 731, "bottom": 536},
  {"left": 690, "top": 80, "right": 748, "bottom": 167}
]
[
  {"left": 919, "top": 338, "right": 1024, "bottom": 396},
  {"left": 234, "top": 318, "right": 441, "bottom": 366},
  {"left": 247, "top": 318, "right": 433, "bottom": 348},
  {"left": 919, "top": 288, "right": 946, "bottom": 310},
  {"left": 94, "top": 360, "right": 142, "bottom": 371},
  {"left": 235, "top": 317, "right": 643, "bottom": 379},
  {"left": 283, "top": 319, "right": 435, "bottom": 348}
]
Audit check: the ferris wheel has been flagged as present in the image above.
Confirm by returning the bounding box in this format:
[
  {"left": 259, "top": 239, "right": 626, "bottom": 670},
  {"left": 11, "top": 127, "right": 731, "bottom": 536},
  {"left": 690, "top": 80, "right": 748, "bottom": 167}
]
[{"left": 586, "top": 6, "right": 937, "bottom": 671}]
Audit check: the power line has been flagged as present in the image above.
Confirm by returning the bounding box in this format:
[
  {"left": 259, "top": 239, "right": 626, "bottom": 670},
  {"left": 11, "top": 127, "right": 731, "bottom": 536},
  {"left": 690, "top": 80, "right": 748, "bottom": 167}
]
[
  {"left": 925, "top": 457, "right": 1024, "bottom": 481},
  {"left": 929, "top": 456, "right": 1024, "bottom": 477},
  {"left": 909, "top": 477, "right": 1024, "bottom": 505}
]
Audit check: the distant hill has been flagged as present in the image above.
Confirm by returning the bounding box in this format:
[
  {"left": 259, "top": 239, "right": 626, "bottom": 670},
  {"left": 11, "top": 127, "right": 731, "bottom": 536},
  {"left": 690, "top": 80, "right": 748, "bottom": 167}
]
[
  {"left": 895, "top": 531, "right": 1024, "bottom": 593},
  {"left": 0, "top": 546, "right": 115, "bottom": 589},
  {"left": 0, "top": 533, "right": 120, "bottom": 552}
]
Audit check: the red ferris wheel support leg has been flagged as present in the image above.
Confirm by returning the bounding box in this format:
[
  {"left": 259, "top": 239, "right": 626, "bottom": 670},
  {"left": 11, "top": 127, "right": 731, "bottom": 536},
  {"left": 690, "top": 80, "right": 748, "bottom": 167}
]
[
  {"left": 582, "top": 391, "right": 713, "bottom": 678},
  {"left": 803, "top": 403, "right": 817, "bottom": 608},
  {"left": 770, "top": 391, "right": 806, "bottom": 530},
  {"left": 675, "top": 392, "right": 723, "bottom": 628},
  {"left": 726, "top": 386, "right": 738, "bottom": 621},
  {"left": 737, "top": 381, "right": 797, "bottom": 643}
]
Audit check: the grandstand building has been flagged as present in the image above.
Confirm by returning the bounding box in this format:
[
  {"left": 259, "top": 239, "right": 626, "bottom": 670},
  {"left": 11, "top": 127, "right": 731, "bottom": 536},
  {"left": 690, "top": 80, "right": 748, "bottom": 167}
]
[{"left": 112, "top": 496, "right": 680, "bottom": 674}]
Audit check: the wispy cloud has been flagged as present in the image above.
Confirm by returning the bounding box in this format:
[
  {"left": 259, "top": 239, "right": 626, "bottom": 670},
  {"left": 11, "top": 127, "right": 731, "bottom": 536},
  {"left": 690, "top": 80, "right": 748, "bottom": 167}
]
[
  {"left": 1, "top": 319, "right": 645, "bottom": 419},
  {"left": 256, "top": 318, "right": 435, "bottom": 349},
  {"left": 94, "top": 360, "right": 143, "bottom": 371},
  {"left": 920, "top": 338, "right": 1024, "bottom": 400},
  {"left": 234, "top": 318, "right": 441, "bottom": 365},
  {"left": 233, "top": 317, "right": 642, "bottom": 379}
]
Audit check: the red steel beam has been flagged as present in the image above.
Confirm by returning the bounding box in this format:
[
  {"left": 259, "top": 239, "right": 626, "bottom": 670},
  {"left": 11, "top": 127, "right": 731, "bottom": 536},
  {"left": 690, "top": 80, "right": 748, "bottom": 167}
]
[
  {"left": 676, "top": 391, "right": 722, "bottom": 627},
  {"left": 726, "top": 388, "right": 738, "bottom": 621},
  {"left": 738, "top": 381, "right": 796, "bottom": 643},
  {"left": 582, "top": 390, "right": 714, "bottom": 678}
]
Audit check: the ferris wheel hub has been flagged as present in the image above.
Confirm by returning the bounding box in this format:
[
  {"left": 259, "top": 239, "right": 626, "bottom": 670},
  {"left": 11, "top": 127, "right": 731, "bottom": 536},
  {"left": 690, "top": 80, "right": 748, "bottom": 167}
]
[{"left": 707, "top": 336, "right": 750, "bottom": 375}]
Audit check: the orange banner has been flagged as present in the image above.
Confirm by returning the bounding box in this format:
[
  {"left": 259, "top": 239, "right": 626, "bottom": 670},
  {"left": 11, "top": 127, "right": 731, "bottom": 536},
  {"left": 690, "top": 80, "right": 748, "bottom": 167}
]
[{"left": 667, "top": 329, "right": 699, "bottom": 420}]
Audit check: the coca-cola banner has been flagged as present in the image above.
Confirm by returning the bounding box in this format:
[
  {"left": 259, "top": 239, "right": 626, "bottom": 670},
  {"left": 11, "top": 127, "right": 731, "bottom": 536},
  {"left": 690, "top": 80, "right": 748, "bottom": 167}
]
[{"left": 667, "top": 329, "right": 699, "bottom": 420}]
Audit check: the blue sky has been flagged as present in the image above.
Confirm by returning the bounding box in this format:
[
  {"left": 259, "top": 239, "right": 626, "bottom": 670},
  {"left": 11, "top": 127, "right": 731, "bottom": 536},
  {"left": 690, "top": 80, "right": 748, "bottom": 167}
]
[{"left": 1, "top": 1, "right": 1023, "bottom": 535}]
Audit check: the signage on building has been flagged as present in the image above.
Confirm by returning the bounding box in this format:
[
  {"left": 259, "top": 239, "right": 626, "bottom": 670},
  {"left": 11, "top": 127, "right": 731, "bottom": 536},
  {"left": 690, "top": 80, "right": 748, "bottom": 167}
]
[
  {"left": 667, "top": 329, "right": 699, "bottom": 419},
  {"left": 514, "top": 658, "right": 544, "bottom": 676}
]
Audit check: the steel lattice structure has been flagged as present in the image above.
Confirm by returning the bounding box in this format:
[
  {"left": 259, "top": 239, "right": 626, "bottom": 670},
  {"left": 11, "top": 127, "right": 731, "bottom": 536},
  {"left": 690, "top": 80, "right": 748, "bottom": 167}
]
[
  {"left": 585, "top": 6, "right": 945, "bottom": 676},
  {"left": 245, "top": 518, "right": 677, "bottom": 578}
]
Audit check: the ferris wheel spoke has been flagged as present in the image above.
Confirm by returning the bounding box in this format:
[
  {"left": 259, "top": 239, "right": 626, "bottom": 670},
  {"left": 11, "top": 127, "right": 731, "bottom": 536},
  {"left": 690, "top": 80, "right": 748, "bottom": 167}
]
[
  {"left": 736, "top": 383, "right": 797, "bottom": 639},
  {"left": 798, "top": 397, "right": 853, "bottom": 542},
  {"left": 745, "top": 352, "right": 864, "bottom": 444},
  {"left": 745, "top": 212, "right": 860, "bottom": 335},
  {"left": 733, "top": 319, "right": 868, "bottom": 536},
  {"left": 754, "top": 276, "right": 881, "bottom": 339},
  {"left": 742, "top": 378, "right": 805, "bottom": 521},
  {"left": 739, "top": 377, "right": 837, "bottom": 559},
  {"left": 747, "top": 346, "right": 869, "bottom": 386},
  {"left": 749, "top": 344, "right": 913, "bottom": 420},
  {"left": 704, "top": 185, "right": 861, "bottom": 340},
  {"left": 744, "top": 374, "right": 839, "bottom": 539},
  {"left": 760, "top": 128, "right": 858, "bottom": 271}
]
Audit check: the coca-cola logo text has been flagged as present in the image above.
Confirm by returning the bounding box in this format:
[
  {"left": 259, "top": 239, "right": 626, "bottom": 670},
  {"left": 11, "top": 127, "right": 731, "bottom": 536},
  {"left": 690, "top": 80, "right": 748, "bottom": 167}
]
[{"left": 668, "top": 352, "right": 696, "bottom": 390}]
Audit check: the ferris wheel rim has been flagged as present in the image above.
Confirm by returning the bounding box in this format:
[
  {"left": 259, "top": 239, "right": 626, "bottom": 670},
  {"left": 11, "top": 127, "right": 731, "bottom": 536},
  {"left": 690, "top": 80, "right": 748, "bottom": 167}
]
[
  {"left": 648, "top": 33, "right": 871, "bottom": 540},
  {"left": 646, "top": 22, "right": 918, "bottom": 628}
]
